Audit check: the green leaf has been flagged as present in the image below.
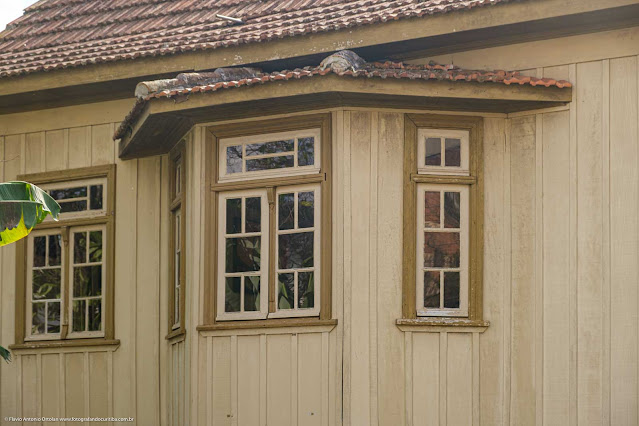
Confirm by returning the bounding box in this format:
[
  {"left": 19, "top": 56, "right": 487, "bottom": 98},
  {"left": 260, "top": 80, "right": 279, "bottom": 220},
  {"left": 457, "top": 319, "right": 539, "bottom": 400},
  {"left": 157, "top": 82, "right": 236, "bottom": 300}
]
[
  {"left": 0, "top": 181, "right": 61, "bottom": 247},
  {"left": 0, "top": 345, "right": 10, "bottom": 363}
]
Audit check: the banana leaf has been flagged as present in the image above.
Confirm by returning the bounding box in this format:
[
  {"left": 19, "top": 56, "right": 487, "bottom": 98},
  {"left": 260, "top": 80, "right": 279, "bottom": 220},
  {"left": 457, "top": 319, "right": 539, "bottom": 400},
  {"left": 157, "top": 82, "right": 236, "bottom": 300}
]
[
  {"left": 0, "top": 346, "right": 9, "bottom": 362},
  {"left": 0, "top": 181, "right": 61, "bottom": 247}
]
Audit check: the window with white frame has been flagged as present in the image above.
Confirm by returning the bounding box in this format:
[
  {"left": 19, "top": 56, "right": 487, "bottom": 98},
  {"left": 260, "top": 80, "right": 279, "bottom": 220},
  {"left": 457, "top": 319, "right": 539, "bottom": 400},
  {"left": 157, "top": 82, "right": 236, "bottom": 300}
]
[
  {"left": 169, "top": 145, "right": 186, "bottom": 334},
  {"left": 213, "top": 120, "right": 329, "bottom": 322},
  {"left": 22, "top": 167, "right": 114, "bottom": 342}
]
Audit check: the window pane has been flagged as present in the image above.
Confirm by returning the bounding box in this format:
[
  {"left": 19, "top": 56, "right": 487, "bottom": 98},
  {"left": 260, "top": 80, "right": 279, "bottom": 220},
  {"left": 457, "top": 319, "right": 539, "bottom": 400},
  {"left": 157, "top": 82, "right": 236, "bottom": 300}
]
[
  {"left": 425, "top": 138, "right": 441, "bottom": 166},
  {"left": 424, "top": 191, "right": 440, "bottom": 228},
  {"left": 33, "top": 236, "right": 46, "bottom": 267},
  {"left": 444, "top": 272, "right": 460, "bottom": 309},
  {"left": 445, "top": 138, "right": 461, "bottom": 167},
  {"left": 298, "top": 192, "right": 314, "bottom": 228},
  {"left": 278, "top": 232, "right": 313, "bottom": 269},
  {"left": 298, "top": 272, "right": 314, "bottom": 309},
  {"left": 245, "top": 197, "right": 261, "bottom": 233},
  {"left": 90, "top": 185, "right": 103, "bottom": 210},
  {"left": 74, "top": 232, "right": 86, "bottom": 263},
  {"left": 225, "top": 277, "right": 241, "bottom": 312},
  {"left": 47, "top": 302, "right": 60, "bottom": 333},
  {"left": 48, "top": 234, "right": 62, "bottom": 266},
  {"left": 32, "top": 269, "right": 61, "bottom": 300},
  {"left": 278, "top": 273, "right": 294, "bottom": 310},
  {"left": 73, "top": 266, "right": 102, "bottom": 297},
  {"left": 278, "top": 193, "right": 294, "bottom": 230},
  {"left": 424, "top": 271, "right": 440, "bottom": 308},
  {"left": 32, "top": 302, "right": 45, "bottom": 334},
  {"left": 50, "top": 186, "right": 86, "bottom": 200},
  {"left": 89, "top": 231, "right": 103, "bottom": 262},
  {"left": 424, "top": 232, "right": 460, "bottom": 268},
  {"left": 88, "top": 299, "right": 102, "bottom": 331},
  {"left": 246, "top": 156, "right": 294, "bottom": 172},
  {"left": 246, "top": 139, "right": 294, "bottom": 156},
  {"left": 60, "top": 200, "right": 87, "bottom": 213},
  {"left": 298, "top": 137, "right": 315, "bottom": 166},
  {"left": 225, "top": 237, "right": 261, "bottom": 273},
  {"left": 72, "top": 300, "right": 86, "bottom": 332},
  {"left": 226, "top": 198, "right": 242, "bottom": 234},
  {"left": 444, "top": 192, "right": 460, "bottom": 228},
  {"left": 244, "top": 276, "right": 260, "bottom": 312},
  {"left": 226, "top": 146, "right": 242, "bottom": 174}
]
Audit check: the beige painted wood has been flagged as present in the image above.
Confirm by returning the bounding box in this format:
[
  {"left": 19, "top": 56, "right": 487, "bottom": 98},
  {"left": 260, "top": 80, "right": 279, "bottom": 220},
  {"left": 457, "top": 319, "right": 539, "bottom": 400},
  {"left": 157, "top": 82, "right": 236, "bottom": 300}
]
[
  {"left": 211, "top": 336, "right": 232, "bottom": 426},
  {"left": 65, "top": 353, "right": 86, "bottom": 418},
  {"left": 68, "top": 127, "right": 92, "bottom": 169},
  {"left": 41, "top": 353, "right": 61, "bottom": 425},
  {"left": 236, "top": 335, "right": 260, "bottom": 426},
  {"left": 25, "top": 132, "right": 44, "bottom": 174},
  {"left": 267, "top": 334, "right": 292, "bottom": 426},
  {"left": 411, "top": 332, "right": 439, "bottom": 426},
  {"left": 88, "top": 352, "right": 109, "bottom": 419},
  {"left": 91, "top": 123, "right": 114, "bottom": 166},
  {"left": 447, "top": 333, "right": 473, "bottom": 426},
  {"left": 21, "top": 354, "right": 37, "bottom": 418},
  {"left": 298, "top": 333, "right": 323, "bottom": 426},
  {"left": 45, "top": 129, "right": 67, "bottom": 171}
]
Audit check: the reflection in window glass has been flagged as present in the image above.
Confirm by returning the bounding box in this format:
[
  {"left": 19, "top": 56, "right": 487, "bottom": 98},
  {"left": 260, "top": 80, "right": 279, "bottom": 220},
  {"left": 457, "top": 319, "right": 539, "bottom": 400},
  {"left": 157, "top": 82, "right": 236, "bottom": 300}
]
[
  {"left": 30, "top": 233, "right": 63, "bottom": 336},
  {"left": 425, "top": 138, "right": 441, "bottom": 166},
  {"left": 298, "top": 137, "right": 315, "bottom": 166},
  {"left": 445, "top": 139, "right": 461, "bottom": 167},
  {"left": 246, "top": 156, "right": 294, "bottom": 172},
  {"left": 227, "top": 146, "right": 242, "bottom": 174},
  {"left": 246, "top": 139, "right": 294, "bottom": 156},
  {"left": 70, "top": 228, "right": 104, "bottom": 333}
]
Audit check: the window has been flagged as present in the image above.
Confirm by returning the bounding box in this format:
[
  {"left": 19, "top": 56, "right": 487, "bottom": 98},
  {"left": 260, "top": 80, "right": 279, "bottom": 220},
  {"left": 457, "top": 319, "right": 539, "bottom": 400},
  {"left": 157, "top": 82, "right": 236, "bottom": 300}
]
[
  {"left": 205, "top": 114, "right": 332, "bottom": 325},
  {"left": 15, "top": 165, "right": 116, "bottom": 345},
  {"left": 168, "top": 144, "right": 186, "bottom": 336},
  {"left": 402, "top": 115, "right": 484, "bottom": 325}
]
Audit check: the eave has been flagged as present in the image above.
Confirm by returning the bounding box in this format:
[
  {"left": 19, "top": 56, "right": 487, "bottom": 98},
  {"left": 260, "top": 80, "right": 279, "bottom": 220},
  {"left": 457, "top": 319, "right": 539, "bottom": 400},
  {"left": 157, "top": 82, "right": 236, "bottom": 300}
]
[{"left": 118, "top": 74, "right": 572, "bottom": 159}]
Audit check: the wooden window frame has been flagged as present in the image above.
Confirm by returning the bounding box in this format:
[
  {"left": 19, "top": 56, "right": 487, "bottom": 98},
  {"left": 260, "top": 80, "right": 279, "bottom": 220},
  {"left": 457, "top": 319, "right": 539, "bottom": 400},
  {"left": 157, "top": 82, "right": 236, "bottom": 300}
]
[
  {"left": 199, "top": 113, "right": 335, "bottom": 330},
  {"left": 167, "top": 142, "right": 187, "bottom": 339},
  {"left": 399, "top": 114, "right": 488, "bottom": 328},
  {"left": 12, "top": 165, "right": 118, "bottom": 349}
]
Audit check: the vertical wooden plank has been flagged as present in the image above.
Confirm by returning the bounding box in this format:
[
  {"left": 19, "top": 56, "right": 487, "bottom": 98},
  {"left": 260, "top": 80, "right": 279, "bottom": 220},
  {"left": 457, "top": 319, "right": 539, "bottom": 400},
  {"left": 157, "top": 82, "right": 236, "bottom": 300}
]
[
  {"left": 601, "top": 59, "right": 611, "bottom": 426},
  {"left": 439, "top": 332, "right": 447, "bottom": 426},
  {"left": 237, "top": 335, "right": 260, "bottom": 426},
  {"left": 45, "top": 129, "right": 67, "bottom": 171},
  {"left": 321, "top": 332, "right": 329, "bottom": 426},
  {"left": 534, "top": 112, "right": 544, "bottom": 426},
  {"left": 89, "top": 352, "right": 109, "bottom": 422},
  {"left": 199, "top": 337, "right": 209, "bottom": 426},
  {"left": 68, "top": 126, "right": 92, "bottom": 169},
  {"left": 298, "top": 333, "right": 323, "bottom": 426},
  {"left": 503, "top": 118, "right": 513, "bottom": 426},
  {"left": 91, "top": 123, "right": 114, "bottom": 166},
  {"left": 25, "top": 132, "right": 44, "bottom": 173},
  {"left": 609, "top": 55, "right": 639, "bottom": 426},
  {"left": 41, "top": 354, "right": 60, "bottom": 426},
  {"left": 472, "top": 333, "right": 480, "bottom": 426},
  {"left": 576, "top": 60, "right": 604, "bottom": 426},
  {"left": 368, "top": 111, "right": 379, "bottom": 426},
  {"left": 411, "top": 332, "right": 439, "bottom": 426},
  {"left": 231, "top": 335, "right": 238, "bottom": 426},
  {"left": 376, "top": 112, "right": 405, "bottom": 426},
  {"left": 21, "top": 355, "right": 38, "bottom": 419},
  {"left": 159, "top": 156, "right": 170, "bottom": 426},
  {"left": 259, "top": 335, "right": 266, "bottom": 426},
  {"left": 291, "top": 334, "right": 298, "bottom": 426},
  {"left": 542, "top": 110, "right": 571, "bottom": 426},
  {"left": 341, "top": 110, "right": 352, "bottom": 426},
  {"left": 447, "top": 333, "right": 473, "bottom": 426},
  {"left": 480, "top": 117, "right": 506, "bottom": 426},
  {"left": 509, "top": 115, "right": 537, "bottom": 425},
  {"left": 65, "top": 353, "right": 86, "bottom": 418},
  {"left": 267, "top": 334, "right": 292, "bottom": 426}
]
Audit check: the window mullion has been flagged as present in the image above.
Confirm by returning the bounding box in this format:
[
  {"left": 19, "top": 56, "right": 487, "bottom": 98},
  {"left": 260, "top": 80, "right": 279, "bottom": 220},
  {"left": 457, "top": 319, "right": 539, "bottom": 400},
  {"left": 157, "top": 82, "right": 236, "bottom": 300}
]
[
  {"left": 61, "top": 226, "right": 70, "bottom": 340},
  {"left": 267, "top": 186, "right": 276, "bottom": 314}
]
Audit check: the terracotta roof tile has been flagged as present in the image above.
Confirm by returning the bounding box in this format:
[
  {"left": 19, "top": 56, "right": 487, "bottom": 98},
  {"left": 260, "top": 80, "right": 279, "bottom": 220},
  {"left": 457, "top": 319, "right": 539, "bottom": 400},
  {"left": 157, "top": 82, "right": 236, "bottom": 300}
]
[{"left": 0, "top": 0, "right": 518, "bottom": 78}]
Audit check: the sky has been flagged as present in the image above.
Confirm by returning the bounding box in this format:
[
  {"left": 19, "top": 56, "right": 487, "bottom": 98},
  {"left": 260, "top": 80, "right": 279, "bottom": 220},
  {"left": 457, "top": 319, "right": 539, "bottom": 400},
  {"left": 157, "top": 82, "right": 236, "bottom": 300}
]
[{"left": 0, "top": 0, "right": 38, "bottom": 32}]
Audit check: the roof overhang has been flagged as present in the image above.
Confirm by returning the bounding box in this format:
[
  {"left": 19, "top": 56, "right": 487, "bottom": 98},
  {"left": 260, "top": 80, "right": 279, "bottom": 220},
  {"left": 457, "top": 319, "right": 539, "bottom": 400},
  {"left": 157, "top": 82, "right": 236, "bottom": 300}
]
[{"left": 118, "top": 74, "right": 571, "bottom": 159}]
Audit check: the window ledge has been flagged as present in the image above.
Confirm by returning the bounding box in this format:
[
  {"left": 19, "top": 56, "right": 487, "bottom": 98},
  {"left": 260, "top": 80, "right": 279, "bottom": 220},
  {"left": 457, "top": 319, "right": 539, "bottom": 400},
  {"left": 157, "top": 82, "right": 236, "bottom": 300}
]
[
  {"left": 166, "top": 328, "right": 186, "bottom": 341},
  {"left": 396, "top": 318, "right": 489, "bottom": 333},
  {"left": 197, "top": 318, "right": 337, "bottom": 332},
  {"left": 9, "top": 338, "right": 120, "bottom": 351}
]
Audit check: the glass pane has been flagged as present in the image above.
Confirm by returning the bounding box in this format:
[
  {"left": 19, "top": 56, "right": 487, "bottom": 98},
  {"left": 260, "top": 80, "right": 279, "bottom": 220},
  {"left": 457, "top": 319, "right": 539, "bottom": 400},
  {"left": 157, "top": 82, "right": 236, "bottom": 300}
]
[
  {"left": 444, "top": 192, "right": 460, "bottom": 228},
  {"left": 425, "top": 138, "right": 441, "bottom": 166},
  {"left": 278, "top": 273, "right": 294, "bottom": 310},
  {"left": 278, "top": 232, "right": 313, "bottom": 269},
  {"left": 74, "top": 232, "right": 86, "bottom": 264},
  {"left": 89, "top": 231, "right": 103, "bottom": 262},
  {"left": 48, "top": 234, "right": 62, "bottom": 266},
  {"left": 298, "top": 272, "right": 314, "bottom": 309},
  {"left": 244, "top": 276, "right": 260, "bottom": 312},
  {"left": 60, "top": 200, "right": 87, "bottom": 213},
  {"left": 90, "top": 185, "right": 103, "bottom": 210},
  {"left": 33, "top": 236, "right": 46, "bottom": 267},
  {"left": 424, "top": 191, "right": 440, "bottom": 228},
  {"left": 226, "top": 198, "right": 242, "bottom": 234},
  {"left": 423, "top": 232, "right": 460, "bottom": 268},
  {"left": 298, "top": 192, "right": 314, "bottom": 228},
  {"left": 88, "top": 299, "right": 102, "bottom": 331},
  {"left": 50, "top": 186, "right": 86, "bottom": 200},
  {"left": 245, "top": 197, "right": 261, "bottom": 233},
  {"left": 175, "top": 164, "right": 181, "bottom": 195},
  {"left": 278, "top": 193, "right": 294, "bottom": 230},
  {"left": 224, "top": 277, "right": 241, "bottom": 312},
  {"left": 32, "top": 302, "right": 45, "bottom": 334},
  {"left": 444, "top": 272, "right": 460, "bottom": 309},
  {"left": 73, "top": 266, "right": 102, "bottom": 297},
  {"left": 424, "top": 271, "right": 440, "bottom": 308},
  {"left": 246, "top": 156, "right": 294, "bottom": 172},
  {"left": 47, "top": 302, "right": 60, "bottom": 333},
  {"left": 32, "top": 269, "right": 61, "bottom": 300},
  {"left": 445, "top": 138, "right": 461, "bottom": 167},
  {"left": 246, "top": 139, "right": 294, "bottom": 156},
  {"left": 226, "top": 145, "right": 242, "bottom": 174},
  {"left": 298, "top": 137, "right": 315, "bottom": 166},
  {"left": 225, "top": 237, "right": 261, "bottom": 273},
  {"left": 72, "top": 300, "right": 86, "bottom": 332}
]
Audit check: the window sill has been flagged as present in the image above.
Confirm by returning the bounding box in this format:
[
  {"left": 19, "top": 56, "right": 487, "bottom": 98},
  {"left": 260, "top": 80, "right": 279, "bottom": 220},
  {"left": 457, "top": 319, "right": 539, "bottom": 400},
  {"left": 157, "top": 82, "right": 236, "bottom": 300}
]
[
  {"left": 396, "top": 318, "right": 489, "bottom": 333},
  {"left": 9, "top": 338, "right": 120, "bottom": 351},
  {"left": 197, "top": 318, "right": 337, "bottom": 332},
  {"left": 166, "top": 328, "right": 186, "bottom": 341}
]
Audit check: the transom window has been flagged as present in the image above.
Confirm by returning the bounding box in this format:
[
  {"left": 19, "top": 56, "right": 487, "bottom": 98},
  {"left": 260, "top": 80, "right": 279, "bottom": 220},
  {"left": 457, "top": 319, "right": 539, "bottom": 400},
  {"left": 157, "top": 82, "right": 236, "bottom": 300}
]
[
  {"left": 41, "top": 177, "right": 107, "bottom": 218},
  {"left": 417, "top": 129, "right": 469, "bottom": 176}
]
